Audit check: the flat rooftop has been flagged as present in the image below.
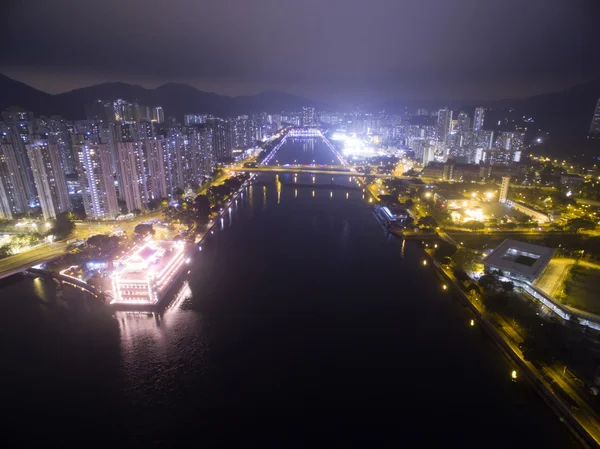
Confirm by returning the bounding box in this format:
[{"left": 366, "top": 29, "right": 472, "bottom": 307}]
[
  {"left": 483, "top": 239, "right": 555, "bottom": 280},
  {"left": 114, "top": 240, "right": 184, "bottom": 283},
  {"left": 435, "top": 190, "right": 467, "bottom": 200}
]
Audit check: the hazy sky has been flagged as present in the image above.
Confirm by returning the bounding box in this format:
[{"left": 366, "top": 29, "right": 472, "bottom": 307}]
[{"left": 1, "top": 0, "right": 599, "bottom": 104}]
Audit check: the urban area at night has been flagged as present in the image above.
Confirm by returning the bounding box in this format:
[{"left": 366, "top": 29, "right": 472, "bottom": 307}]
[{"left": 1, "top": 0, "right": 600, "bottom": 447}]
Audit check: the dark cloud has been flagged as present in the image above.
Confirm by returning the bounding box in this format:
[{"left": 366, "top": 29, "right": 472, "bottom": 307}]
[{"left": 1, "top": 0, "right": 599, "bottom": 103}]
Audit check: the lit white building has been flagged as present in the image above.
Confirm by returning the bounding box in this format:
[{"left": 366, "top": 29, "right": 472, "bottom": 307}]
[
  {"left": 110, "top": 240, "right": 187, "bottom": 305},
  {"left": 302, "top": 107, "right": 316, "bottom": 127},
  {"left": 499, "top": 176, "right": 510, "bottom": 204},
  {"left": 436, "top": 107, "right": 452, "bottom": 144},
  {"left": 75, "top": 143, "right": 120, "bottom": 219},
  {"left": 473, "top": 107, "right": 485, "bottom": 131},
  {"left": 152, "top": 106, "right": 164, "bottom": 124}
]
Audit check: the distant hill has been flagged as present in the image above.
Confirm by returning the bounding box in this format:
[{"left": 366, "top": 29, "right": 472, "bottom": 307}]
[
  {"left": 382, "top": 77, "right": 600, "bottom": 145},
  {"left": 0, "top": 74, "right": 318, "bottom": 120},
  {"left": 483, "top": 77, "right": 600, "bottom": 143},
  {"left": 1, "top": 72, "right": 599, "bottom": 148},
  {"left": 0, "top": 74, "right": 54, "bottom": 114}
]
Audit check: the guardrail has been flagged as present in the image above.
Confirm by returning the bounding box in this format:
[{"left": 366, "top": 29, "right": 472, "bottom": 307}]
[{"left": 27, "top": 267, "right": 105, "bottom": 302}]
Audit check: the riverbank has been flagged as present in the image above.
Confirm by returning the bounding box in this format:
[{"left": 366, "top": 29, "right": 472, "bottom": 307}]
[{"left": 423, "top": 246, "right": 600, "bottom": 448}]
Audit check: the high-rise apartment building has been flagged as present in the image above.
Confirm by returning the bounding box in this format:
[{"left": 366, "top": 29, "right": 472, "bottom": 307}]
[
  {"left": 0, "top": 143, "right": 33, "bottom": 215},
  {"left": 0, "top": 124, "right": 37, "bottom": 205},
  {"left": 26, "top": 141, "right": 71, "bottom": 220},
  {"left": 495, "top": 131, "right": 525, "bottom": 152},
  {"left": 302, "top": 107, "right": 316, "bottom": 127},
  {"left": 472, "top": 130, "right": 494, "bottom": 150},
  {"left": 205, "top": 119, "right": 231, "bottom": 162},
  {"left": 184, "top": 114, "right": 209, "bottom": 126},
  {"left": 589, "top": 99, "right": 600, "bottom": 138},
  {"left": 0, "top": 178, "right": 13, "bottom": 219},
  {"left": 46, "top": 117, "right": 76, "bottom": 174},
  {"left": 473, "top": 107, "right": 485, "bottom": 131},
  {"left": 186, "top": 127, "right": 214, "bottom": 186},
  {"left": 454, "top": 111, "right": 471, "bottom": 133},
  {"left": 152, "top": 107, "right": 164, "bottom": 124},
  {"left": 499, "top": 176, "right": 510, "bottom": 203},
  {"left": 165, "top": 134, "right": 188, "bottom": 194},
  {"left": 117, "top": 141, "right": 148, "bottom": 212},
  {"left": 436, "top": 108, "right": 452, "bottom": 144},
  {"left": 75, "top": 143, "right": 119, "bottom": 219},
  {"left": 143, "top": 139, "right": 168, "bottom": 200}
]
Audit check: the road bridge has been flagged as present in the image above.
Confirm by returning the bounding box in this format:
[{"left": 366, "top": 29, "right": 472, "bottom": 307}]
[{"left": 233, "top": 166, "right": 392, "bottom": 177}]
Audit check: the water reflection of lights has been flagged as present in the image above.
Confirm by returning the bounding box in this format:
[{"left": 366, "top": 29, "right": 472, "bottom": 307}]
[
  {"left": 166, "top": 281, "right": 193, "bottom": 311},
  {"left": 117, "top": 281, "right": 193, "bottom": 346},
  {"left": 117, "top": 310, "right": 163, "bottom": 347}
]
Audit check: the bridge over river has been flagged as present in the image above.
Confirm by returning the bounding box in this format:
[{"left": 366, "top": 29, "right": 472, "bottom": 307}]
[{"left": 232, "top": 166, "right": 392, "bottom": 178}]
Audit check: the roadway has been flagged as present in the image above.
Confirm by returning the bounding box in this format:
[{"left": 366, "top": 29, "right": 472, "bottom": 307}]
[
  {"left": 0, "top": 209, "right": 166, "bottom": 279},
  {"left": 0, "top": 241, "right": 68, "bottom": 279},
  {"left": 0, "top": 153, "right": 260, "bottom": 280}
]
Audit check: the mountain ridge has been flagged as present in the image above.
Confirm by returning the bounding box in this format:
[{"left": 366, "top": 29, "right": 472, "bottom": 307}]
[
  {"left": 1, "top": 73, "right": 599, "bottom": 145},
  {"left": 0, "top": 74, "right": 319, "bottom": 119}
]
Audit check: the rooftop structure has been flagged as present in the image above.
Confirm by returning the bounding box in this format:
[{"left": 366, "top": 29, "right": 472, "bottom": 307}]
[
  {"left": 110, "top": 240, "right": 187, "bottom": 305},
  {"left": 483, "top": 239, "right": 555, "bottom": 282},
  {"left": 433, "top": 190, "right": 478, "bottom": 210}
]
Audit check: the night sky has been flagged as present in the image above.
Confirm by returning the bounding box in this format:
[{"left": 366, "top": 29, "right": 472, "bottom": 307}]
[{"left": 1, "top": 0, "right": 599, "bottom": 104}]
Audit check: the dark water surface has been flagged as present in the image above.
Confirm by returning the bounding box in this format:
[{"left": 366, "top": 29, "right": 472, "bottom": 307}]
[{"left": 1, "top": 138, "right": 580, "bottom": 447}]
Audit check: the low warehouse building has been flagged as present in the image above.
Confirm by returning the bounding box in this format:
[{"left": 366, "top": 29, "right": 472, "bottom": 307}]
[{"left": 482, "top": 239, "right": 555, "bottom": 283}]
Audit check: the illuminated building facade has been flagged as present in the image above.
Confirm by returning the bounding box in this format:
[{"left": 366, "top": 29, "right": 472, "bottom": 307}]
[
  {"left": 0, "top": 143, "right": 31, "bottom": 216},
  {"left": 26, "top": 140, "right": 71, "bottom": 220},
  {"left": 110, "top": 240, "right": 187, "bottom": 305},
  {"left": 473, "top": 107, "right": 485, "bottom": 131},
  {"left": 143, "top": 139, "right": 168, "bottom": 200},
  {"left": 117, "top": 141, "right": 148, "bottom": 212},
  {"left": 302, "top": 106, "right": 316, "bottom": 127},
  {"left": 436, "top": 107, "right": 452, "bottom": 144},
  {"left": 75, "top": 143, "right": 120, "bottom": 219},
  {"left": 499, "top": 176, "right": 510, "bottom": 204},
  {"left": 152, "top": 106, "right": 164, "bottom": 124}
]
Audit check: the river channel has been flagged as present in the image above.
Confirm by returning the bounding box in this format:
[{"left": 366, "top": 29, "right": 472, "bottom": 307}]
[{"left": 0, "top": 137, "right": 580, "bottom": 447}]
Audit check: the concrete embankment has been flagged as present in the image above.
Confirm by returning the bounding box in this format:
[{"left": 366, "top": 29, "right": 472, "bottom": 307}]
[{"left": 422, "top": 249, "right": 599, "bottom": 448}]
